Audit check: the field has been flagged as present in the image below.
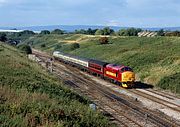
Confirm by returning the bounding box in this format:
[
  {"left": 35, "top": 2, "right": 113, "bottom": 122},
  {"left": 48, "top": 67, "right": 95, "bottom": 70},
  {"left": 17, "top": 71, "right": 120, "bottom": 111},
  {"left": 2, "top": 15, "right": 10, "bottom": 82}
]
[
  {"left": 0, "top": 42, "right": 113, "bottom": 127},
  {"left": 24, "top": 34, "right": 180, "bottom": 94}
]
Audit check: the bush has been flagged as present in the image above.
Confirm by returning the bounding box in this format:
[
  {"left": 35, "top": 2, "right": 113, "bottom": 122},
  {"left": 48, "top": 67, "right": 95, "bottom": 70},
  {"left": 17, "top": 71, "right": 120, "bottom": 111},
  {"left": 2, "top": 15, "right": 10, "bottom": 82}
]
[
  {"left": 51, "top": 29, "right": 64, "bottom": 34},
  {"left": 70, "top": 43, "right": 80, "bottom": 50},
  {"left": 157, "top": 73, "right": 180, "bottom": 93},
  {"left": 0, "top": 33, "right": 7, "bottom": 42},
  {"left": 54, "top": 44, "right": 62, "bottom": 50},
  {"left": 40, "top": 30, "right": 50, "bottom": 35},
  {"left": 17, "top": 44, "right": 32, "bottom": 54},
  {"left": 99, "top": 37, "right": 109, "bottom": 44},
  {"left": 41, "top": 44, "right": 46, "bottom": 48}
]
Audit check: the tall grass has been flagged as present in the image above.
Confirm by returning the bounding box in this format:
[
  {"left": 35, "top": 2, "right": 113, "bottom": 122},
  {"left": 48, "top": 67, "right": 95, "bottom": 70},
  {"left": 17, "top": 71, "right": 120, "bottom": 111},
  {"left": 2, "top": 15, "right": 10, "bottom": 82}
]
[{"left": 0, "top": 42, "right": 114, "bottom": 127}]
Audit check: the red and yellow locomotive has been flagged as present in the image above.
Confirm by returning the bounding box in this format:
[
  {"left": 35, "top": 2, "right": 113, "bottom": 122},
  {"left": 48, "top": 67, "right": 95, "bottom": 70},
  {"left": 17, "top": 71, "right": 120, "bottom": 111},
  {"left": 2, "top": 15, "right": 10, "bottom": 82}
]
[
  {"left": 53, "top": 51, "right": 135, "bottom": 88},
  {"left": 88, "top": 59, "right": 135, "bottom": 88}
]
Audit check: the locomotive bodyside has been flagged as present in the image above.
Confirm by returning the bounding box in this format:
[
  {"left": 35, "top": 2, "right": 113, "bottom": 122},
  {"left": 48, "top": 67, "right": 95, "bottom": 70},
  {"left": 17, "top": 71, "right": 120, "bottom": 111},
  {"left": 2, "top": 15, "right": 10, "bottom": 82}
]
[{"left": 104, "top": 64, "right": 135, "bottom": 88}]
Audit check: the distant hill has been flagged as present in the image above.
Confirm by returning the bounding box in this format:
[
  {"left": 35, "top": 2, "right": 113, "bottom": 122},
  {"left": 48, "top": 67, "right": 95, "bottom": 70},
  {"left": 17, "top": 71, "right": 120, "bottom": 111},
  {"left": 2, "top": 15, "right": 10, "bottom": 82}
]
[{"left": 0, "top": 25, "right": 180, "bottom": 32}]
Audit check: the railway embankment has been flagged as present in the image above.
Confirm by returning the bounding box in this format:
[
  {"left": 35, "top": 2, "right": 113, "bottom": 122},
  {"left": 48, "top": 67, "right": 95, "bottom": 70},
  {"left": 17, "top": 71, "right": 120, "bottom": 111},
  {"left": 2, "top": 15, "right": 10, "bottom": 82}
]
[{"left": 0, "top": 42, "right": 114, "bottom": 127}]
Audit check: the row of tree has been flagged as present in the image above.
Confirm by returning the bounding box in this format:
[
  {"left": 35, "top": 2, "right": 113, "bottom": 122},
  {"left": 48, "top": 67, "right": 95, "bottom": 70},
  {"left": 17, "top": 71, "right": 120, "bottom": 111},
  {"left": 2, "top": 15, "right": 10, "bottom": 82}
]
[
  {"left": 1, "top": 28, "right": 180, "bottom": 41},
  {"left": 39, "top": 27, "right": 143, "bottom": 36}
]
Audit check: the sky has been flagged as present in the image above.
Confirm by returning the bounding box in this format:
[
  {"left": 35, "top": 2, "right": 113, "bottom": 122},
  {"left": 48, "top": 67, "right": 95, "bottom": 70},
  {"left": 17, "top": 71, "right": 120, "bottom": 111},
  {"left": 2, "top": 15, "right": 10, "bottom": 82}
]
[{"left": 0, "top": 0, "right": 180, "bottom": 27}]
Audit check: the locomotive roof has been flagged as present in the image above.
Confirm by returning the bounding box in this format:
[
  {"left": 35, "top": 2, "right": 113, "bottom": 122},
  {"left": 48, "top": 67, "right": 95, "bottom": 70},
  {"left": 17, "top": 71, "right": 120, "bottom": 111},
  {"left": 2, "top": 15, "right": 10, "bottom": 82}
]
[
  {"left": 106, "top": 64, "right": 124, "bottom": 70},
  {"left": 89, "top": 59, "right": 109, "bottom": 66}
]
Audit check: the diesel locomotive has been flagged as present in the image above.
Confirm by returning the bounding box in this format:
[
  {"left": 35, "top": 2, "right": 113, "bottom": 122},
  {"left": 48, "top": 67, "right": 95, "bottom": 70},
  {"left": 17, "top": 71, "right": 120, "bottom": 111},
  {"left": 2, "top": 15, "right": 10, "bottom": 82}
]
[{"left": 53, "top": 51, "right": 135, "bottom": 88}]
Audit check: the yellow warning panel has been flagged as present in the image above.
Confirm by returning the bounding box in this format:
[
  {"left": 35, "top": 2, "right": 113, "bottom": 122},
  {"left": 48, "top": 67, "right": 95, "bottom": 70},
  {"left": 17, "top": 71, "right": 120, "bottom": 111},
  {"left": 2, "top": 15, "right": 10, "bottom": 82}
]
[{"left": 106, "top": 71, "right": 116, "bottom": 77}]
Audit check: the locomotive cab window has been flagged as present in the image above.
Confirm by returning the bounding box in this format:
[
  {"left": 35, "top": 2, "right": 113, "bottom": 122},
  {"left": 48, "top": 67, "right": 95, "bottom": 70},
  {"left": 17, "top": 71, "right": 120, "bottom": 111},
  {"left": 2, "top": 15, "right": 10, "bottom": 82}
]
[{"left": 121, "top": 67, "right": 133, "bottom": 72}]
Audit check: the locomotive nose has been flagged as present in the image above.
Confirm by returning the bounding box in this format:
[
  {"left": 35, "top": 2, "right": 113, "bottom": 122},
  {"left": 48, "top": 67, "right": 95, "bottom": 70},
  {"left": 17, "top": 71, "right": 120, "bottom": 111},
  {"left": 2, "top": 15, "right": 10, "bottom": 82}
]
[{"left": 122, "top": 71, "right": 135, "bottom": 82}]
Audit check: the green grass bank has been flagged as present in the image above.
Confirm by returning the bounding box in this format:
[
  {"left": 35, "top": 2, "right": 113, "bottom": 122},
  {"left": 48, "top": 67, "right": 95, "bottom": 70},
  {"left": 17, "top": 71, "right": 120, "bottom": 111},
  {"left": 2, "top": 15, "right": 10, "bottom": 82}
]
[{"left": 0, "top": 42, "right": 114, "bottom": 127}]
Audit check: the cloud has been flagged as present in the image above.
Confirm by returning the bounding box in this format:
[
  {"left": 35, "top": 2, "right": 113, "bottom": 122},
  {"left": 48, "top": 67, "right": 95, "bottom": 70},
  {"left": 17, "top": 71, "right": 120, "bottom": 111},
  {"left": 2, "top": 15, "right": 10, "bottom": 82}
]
[{"left": 0, "top": 0, "right": 180, "bottom": 27}]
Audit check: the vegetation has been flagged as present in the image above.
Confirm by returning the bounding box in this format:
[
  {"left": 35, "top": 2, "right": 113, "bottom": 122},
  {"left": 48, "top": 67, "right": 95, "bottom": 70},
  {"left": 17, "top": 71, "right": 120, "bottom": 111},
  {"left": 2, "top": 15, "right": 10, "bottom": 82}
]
[
  {"left": 51, "top": 29, "right": 64, "bottom": 34},
  {"left": 41, "top": 43, "right": 46, "bottom": 48},
  {"left": 0, "top": 33, "right": 7, "bottom": 42},
  {"left": 40, "top": 30, "right": 50, "bottom": 35},
  {"left": 70, "top": 43, "right": 80, "bottom": 50},
  {"left": 157, "top": 72, "right": 180, "bottom": 93},
  {"left": 95, "top": 27, "right": 114, "bottom": 35},
  {"left": 22, "top": 35, "right": 180, "bottom": 94},
  {"left": 0, "top": 42, "right": 113, "bottom": 127},
  {"left": 157, "top": 29, "right": 165, "bottom": 36},
  {"left": 99, "top": 37, "right": 109, "bottom": 44},
  {"left": 117, "top": 28, "right": 142, "bottom": 36},
  {"left": 165, "top": 31, "right": 180, "bottom": 37},
  {"left": 17, "top": 44, "right": 32, "bottom": 54}
]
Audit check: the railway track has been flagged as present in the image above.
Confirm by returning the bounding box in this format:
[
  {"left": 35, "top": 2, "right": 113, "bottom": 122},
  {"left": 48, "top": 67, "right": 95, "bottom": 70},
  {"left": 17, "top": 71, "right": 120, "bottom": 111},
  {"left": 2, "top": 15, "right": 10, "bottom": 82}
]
[
  {"left": 35, "top": 54, "right": 149, "bottom": 126},
  {"left": 129, "top": 89, "right": 180, "bottom": 112},
  {"left": 52, "top": 60, "right": 179, "bottom": 127},
  {"left": 45, "top": 57, "right": 144, "bottom": 127},
  {"left": 32, "top": 50, "right": 180, "bottom": 127},
  {"left": 145, "top": 89, "right": 180, "bottom": 100}
]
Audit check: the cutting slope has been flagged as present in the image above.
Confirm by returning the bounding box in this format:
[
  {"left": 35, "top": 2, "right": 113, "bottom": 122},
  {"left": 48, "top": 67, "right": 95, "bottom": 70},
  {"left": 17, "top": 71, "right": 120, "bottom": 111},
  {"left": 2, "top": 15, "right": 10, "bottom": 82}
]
[{"left": 0, "top": 42, "right": 112, "bottom": 127}]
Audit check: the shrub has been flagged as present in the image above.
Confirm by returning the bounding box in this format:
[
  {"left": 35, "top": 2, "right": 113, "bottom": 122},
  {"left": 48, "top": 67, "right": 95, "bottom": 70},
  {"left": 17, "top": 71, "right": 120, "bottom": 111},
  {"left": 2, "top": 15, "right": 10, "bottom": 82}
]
[
  {"left": 99, "top": 37, "right": 109, "bottom": 44},
  {"left": 40, "top": 30, "right": 50, "bottom": 35},
  {"left": 41, "top": 44, "right": 46, "bottom": 48},
  {"left": 70, "top": 43, "right": 80, "bottom": 50},
  {"left": 157, "top": 73, "right": 180, "bottom": 93},
  {"left": 54, "top": 44, "right": 62, "bottom": 50},
  {"left": 51, "top": 29, "right": 64, "bottom": 34},
  {"left": 17, "top": 44, "right": 32, "bottom": 54},
  {"left": 0, "top": 33, "right": 7, "bottom": 42}
]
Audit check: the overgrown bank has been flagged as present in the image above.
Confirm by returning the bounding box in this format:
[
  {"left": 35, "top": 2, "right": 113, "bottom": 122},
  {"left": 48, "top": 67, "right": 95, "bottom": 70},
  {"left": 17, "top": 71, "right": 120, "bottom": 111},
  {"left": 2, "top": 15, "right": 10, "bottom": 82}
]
[{"left": 0, "top": 42, "right": 113, "bottom": 127}]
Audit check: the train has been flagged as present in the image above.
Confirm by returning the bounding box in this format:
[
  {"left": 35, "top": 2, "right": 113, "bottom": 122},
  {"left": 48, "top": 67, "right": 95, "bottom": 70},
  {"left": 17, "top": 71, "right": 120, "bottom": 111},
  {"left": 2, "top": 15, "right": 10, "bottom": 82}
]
[{"left": 53, "top": 51, "right": 135, "bottom": 88}]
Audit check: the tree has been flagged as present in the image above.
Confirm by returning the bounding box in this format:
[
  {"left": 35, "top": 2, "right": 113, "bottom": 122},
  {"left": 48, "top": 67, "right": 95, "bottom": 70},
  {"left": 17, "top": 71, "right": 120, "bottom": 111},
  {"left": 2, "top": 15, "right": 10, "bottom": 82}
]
[
  {"left": 126, "top": 28, "right": 138, "bottom": 36},
  {"left": 118, "top": 29, "right": 126, "bottom": 36},
  {"left": 99, "top": 37, "right": 109, "bottom": 44},
  {"left": 70, "top": 43, "right": 80, "bottom": 50},
  {"left": 54, "top": 44, "right": 62, "bottom": 50},
  {"left": 117, "top": 28, "right": 142, "bottom": 36},
  {"left": 41, "top": 44, "right": 46, "bottom": 48},
  {"left": 103, "top": 27, "right": 114, "bottom": 35},
  {"left": 95, "top": 29, "right": 104, "bottom": 35},
  {"left": 74, "top": 29, "right": 86, "bottom": 34},
  {"left": 51, "top": 29, "right": 64, "bottom": 34},
  {"left": 87, "top": 28, "right": 93, "bottom": 35},
  {"left": 20, "top": 30, "right": 35, "bottom": 35},
  {"left": 0, "top": 33, "right": 7, "bottom": 42},
  {"left": 40, "top": 30, "right": 50, "bottom": 35},
  {"left": 157, "top": 29, "right": 165, "bottom": 36},
  {"left": 17, "top": 44, "right": 32, "bottom": 54}
]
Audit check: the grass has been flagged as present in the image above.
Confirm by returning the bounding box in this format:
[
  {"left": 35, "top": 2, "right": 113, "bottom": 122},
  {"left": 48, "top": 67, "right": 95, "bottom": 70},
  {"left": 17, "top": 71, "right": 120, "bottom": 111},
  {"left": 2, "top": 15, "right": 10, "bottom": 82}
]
[
  {"left": 0, "top": 42, "right": 114, "bottom": 127},
  {"left": 24, "top": 35, "right": 180, "bottom": 94}
]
